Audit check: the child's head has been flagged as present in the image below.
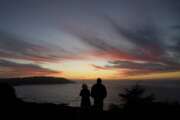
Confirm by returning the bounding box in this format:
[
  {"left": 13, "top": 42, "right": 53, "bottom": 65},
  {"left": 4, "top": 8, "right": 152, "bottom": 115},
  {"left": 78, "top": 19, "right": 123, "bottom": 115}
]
[{"left": 82, "top": 84, "right": 88, "bottom": 89}]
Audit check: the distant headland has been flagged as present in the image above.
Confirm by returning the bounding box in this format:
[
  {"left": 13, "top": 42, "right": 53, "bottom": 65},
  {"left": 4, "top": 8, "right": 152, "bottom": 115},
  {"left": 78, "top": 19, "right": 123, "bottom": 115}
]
[{"left": 0, "top": 76, "right": 75, "bottom": 86}]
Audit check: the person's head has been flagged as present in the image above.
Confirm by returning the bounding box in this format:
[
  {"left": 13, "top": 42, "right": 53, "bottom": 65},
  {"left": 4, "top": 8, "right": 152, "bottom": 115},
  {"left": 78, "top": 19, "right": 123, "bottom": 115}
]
[
  {"left": 97, "top": 78, "right": 102, "bottom": 84},
  {"left": 82, "top": 84, "right": 88, "bottom": 89}
]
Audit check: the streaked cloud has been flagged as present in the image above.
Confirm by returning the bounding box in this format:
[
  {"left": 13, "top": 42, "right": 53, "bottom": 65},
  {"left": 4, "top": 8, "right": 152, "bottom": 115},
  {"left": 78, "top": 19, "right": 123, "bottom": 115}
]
[
  {"left": 107, "top": 60, "right": 180, "bottom": 71},
  {"left": 0, "top": 59, "right": 61, "bottom": 78},
  {"left": 0, "top": 31, "right": 80, "bottom": 63},
  {"left": 91, "top": 64, "right": 107, "bottom": 71}
]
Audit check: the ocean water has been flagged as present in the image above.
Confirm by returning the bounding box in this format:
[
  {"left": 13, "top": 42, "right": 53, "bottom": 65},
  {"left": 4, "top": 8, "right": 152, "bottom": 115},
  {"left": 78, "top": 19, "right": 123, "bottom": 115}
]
[{"left": 15, "top": 80, "right": 180, "bottom": 110}]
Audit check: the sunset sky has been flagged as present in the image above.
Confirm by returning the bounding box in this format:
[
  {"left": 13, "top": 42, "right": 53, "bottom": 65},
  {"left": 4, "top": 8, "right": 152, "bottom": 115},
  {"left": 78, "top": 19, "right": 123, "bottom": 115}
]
[{"left": 0, "top": 0, "right": 180, "bottom": 80}]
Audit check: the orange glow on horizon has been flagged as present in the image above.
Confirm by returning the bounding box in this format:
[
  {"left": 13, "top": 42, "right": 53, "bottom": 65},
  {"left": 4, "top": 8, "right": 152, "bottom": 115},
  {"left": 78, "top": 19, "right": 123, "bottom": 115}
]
[
  {"left": 43, "top": 59, "right": 180, "bottom": 80},
  {"left": 43, "top": 59, "right": 121, "bottom": 80},
  {"left": 125, "top": 71, "right": 180, "bottom": 80}
]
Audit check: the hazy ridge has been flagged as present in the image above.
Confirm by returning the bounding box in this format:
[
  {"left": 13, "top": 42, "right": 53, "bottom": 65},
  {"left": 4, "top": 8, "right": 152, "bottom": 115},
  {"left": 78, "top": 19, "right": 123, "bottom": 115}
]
[{"left": 0, "top": 76, "right": 74, "bottom": 86}]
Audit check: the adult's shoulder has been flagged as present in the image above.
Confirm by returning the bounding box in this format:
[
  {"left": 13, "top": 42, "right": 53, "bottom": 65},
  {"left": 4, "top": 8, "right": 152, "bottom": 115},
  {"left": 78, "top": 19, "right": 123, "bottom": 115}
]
[
  {"left": 101, "top": 84, "right": 106, "bottom": 87},
  {"left": 101, "top": 84, "right": 107, "bottom": 89},
  {"left": 91, "top": 84, "right": 96, "bottom": 89}
]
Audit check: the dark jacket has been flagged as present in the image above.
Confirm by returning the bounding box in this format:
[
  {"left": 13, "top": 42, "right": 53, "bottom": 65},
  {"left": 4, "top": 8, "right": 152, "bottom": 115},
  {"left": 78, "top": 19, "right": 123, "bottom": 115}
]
[{"left": 91, "top": 84, "right": 107, "bottom": 100}]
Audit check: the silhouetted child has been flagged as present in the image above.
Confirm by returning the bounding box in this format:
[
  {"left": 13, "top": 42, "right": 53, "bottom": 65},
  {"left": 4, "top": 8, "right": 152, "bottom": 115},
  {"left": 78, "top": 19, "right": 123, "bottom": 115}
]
[{"left": 80, "top": 84, "right": 91, "bottom": 111}]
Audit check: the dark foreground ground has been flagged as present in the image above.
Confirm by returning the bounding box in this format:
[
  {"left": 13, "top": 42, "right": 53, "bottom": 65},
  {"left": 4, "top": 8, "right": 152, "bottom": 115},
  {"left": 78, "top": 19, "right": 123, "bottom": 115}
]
[{"left": 1, "top": 83, "right": 180, "bottom": 119}]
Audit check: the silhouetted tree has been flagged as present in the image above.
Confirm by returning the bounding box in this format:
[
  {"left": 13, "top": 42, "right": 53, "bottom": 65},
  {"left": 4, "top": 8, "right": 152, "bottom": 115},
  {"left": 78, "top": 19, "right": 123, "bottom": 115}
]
[{"left": 119, "top": 84, "right": 154, "bottom": 111}]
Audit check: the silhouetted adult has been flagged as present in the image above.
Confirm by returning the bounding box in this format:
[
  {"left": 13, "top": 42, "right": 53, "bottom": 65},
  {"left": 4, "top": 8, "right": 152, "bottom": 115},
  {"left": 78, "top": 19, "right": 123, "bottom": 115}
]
[
  {"left": 91, "top": 78, "right": 107, "bottom": 111},
  {"left": 80, "top": 84, "right": 91, "bottom": 111}
]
